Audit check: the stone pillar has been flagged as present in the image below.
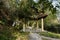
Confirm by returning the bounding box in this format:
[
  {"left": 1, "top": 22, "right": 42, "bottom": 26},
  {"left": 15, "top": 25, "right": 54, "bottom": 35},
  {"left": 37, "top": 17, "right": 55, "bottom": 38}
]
[{"left": 41, "top": 18, "right": 44, "bottom": 31}]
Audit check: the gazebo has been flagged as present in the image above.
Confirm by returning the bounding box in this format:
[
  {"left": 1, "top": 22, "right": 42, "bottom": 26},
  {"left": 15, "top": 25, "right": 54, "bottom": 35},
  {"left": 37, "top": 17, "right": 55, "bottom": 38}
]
[{"left": 22, "top": 11, "right": 48, "bottom": 32}]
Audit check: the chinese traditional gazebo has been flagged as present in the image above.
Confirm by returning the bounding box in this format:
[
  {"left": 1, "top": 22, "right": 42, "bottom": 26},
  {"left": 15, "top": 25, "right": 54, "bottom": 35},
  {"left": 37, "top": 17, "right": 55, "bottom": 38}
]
[
  {"left": 21, "top": 12, "right": 48, "bottom": 32},
  {"left": 27, "top": 13, "right": 48, "bottom": 31}
]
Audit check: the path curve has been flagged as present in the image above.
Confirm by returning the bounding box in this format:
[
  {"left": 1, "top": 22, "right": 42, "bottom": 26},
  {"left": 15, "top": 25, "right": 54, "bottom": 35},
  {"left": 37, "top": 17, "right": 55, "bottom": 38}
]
[{"left": 28, "top": 33, "right": 60, "bottom": 40}]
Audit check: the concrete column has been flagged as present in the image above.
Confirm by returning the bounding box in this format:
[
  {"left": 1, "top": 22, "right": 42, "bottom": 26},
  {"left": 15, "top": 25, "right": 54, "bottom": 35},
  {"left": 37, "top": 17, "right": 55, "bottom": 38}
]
[
  {"left": 32, "top": 22, "right": 35, "bottom": 28},
  {"left": 36, "top": 21, "right": 39, "bottom": 29},
  {"left": 41, "top": 18, "right": 44, "bottom": 31},
  {"left": 27, "top": 21, "right": 29, "bottom": 26},
  {"left": 23, "top": 23, "right": 25, "bottom": 32}
]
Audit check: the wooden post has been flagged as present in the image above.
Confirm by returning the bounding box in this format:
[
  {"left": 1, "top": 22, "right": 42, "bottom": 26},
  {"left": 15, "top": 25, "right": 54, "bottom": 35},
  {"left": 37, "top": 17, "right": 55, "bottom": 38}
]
[{"left": 41, "top": 18, "right": 44, "bottom": 31}]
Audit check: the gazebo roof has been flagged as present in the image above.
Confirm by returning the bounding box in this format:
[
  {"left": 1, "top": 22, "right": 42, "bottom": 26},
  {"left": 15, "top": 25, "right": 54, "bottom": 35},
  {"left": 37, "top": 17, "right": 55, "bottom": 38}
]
[
  {"left": 19, "top": 13, "right": 48, "bottom": 20},
  {"left": 28, "top": 13, "right": 48, "bottom": 20}
]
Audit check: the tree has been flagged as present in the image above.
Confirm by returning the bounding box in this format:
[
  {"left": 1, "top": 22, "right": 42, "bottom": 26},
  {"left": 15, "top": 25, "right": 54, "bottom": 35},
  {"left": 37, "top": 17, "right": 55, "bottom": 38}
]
[{"left": 0, "top": 0, "right": 58, "bottom": 31}]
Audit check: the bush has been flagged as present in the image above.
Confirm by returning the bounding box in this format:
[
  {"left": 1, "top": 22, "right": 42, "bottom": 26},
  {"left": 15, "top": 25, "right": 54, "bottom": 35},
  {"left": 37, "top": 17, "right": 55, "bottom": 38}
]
[
  {"left": 44, "top": 24, "right": 60, "bottom": 33},
  {"left": 0, "top": 25, "right": 16, "bottom": 40}
]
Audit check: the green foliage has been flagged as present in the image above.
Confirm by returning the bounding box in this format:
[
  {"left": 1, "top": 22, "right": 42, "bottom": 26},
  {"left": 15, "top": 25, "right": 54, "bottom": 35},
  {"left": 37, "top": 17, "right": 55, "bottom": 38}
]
[
  {"left": 0, "top": 0, "right": 60, "bottom": 40},
  {"left": 0, "top": 25, "right": 16, "bottom": 40},
  {"left": 40, "top": 31, "right": 60, "bottom": 39},
  {"left": 44, "top": 24, "right": 60, "bottom": 33},
  {"left": 0, "top": 0, "right": 57, "bottom": 24}
]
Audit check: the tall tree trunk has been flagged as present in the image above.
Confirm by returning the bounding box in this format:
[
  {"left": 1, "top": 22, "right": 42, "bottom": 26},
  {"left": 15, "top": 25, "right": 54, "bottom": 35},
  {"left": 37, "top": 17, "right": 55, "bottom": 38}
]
[{"left": 41, "top": 18, "right": 44, "bottom": 31}]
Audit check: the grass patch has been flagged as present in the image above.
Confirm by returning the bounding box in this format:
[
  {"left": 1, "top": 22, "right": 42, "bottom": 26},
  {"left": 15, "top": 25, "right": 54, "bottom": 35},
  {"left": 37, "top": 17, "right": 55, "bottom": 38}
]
[
  {"left": 40, "top": 31, "right": 60, "bottom": 39},
  {"left": 13, "top": 32, "right": 29, "bottom": 40},
  {"left": 19, "top": 33, "right": 29, "bottom": 40}
]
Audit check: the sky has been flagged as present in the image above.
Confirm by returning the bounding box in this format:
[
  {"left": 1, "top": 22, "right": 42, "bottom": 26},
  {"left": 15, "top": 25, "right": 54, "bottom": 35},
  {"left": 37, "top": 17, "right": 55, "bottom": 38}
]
[{"left": 33, "top": 0, "right": 39, "bottom": 3}]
